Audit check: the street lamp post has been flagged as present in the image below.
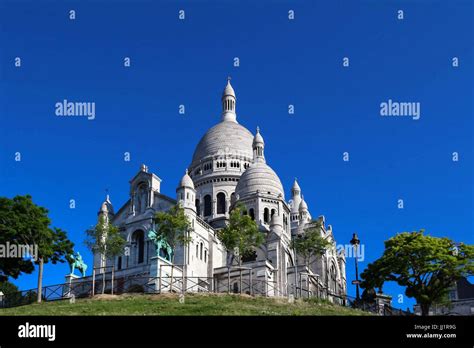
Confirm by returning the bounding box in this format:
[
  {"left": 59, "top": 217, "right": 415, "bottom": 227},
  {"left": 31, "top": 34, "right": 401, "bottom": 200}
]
[{"left": 350, "top": 233, "right": 361, "bottom": 301}]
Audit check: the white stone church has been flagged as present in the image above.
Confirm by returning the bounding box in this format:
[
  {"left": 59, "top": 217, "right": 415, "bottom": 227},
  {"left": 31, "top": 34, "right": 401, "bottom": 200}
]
[{"left": 89, "top": 79, "right": 347, "bottom": 300}]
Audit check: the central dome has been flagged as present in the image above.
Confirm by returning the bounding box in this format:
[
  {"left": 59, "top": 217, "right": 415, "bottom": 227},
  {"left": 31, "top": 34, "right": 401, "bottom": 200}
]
[
  {"left": 191, "top": 120, "right": 254, "bottom": 167},
  {"left": 235, "top": 161, "right": 285, "bottom": 200}
]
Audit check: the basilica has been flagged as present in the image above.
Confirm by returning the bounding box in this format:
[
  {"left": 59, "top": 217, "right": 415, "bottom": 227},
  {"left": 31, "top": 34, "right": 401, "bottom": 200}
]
[{"left": 88, "top": 79, "right": 347, "bottom": 300}]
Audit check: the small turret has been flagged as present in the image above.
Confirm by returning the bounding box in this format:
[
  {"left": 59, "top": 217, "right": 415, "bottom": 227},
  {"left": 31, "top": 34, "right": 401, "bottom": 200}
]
[
  {"left": 291, "top": 178, "right": 301, "bottom": 196},
  {"left": 98, "top": 194, "right": 114, "bottom": 223},
  {"left": 299, "top": 195, "right": 309, "bottom": 222},
  {"left": 95, "top": 194, "right": 114, "bottom": 273},
  {"left": 176, "top": 169, "right": 196, "bottom": 212}
]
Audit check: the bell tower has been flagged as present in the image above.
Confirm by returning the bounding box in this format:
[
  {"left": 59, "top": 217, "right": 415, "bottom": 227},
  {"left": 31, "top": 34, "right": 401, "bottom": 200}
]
[{"left": 221, "top": 76, "right": 237, "bottom": 122}]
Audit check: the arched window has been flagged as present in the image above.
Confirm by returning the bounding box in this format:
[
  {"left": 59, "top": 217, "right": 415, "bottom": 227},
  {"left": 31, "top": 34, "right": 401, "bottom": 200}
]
[
  {"left": 195, "top": 199, "right": 201, "bottom": 216},
  {"left": 330, "top": 264, "right": 337, "bottom": 294},
  {"left": 200, "top": 242, "right": 203, "bottom": 260},
  {"left": 264, "top": 208, "right": 269, "bottom": 223},
  {"left": 217, "top": 192, "right": 226, "bottom": 214},
  {"left": 271, "top": 209, "right": 276, "bottom": 218},
  {"left": 230, "top": 192, "right": 236, "bottom": 205},
  {"left": 132, "top": 230, "right": 145, "bottom": 264},
  {"left": 196, "top": 244, "right": 199, "bottom": 258},
  {"left": 249, "top": 208, "right": 255, "bottom": 220},
  {"left": 136, "top": 183, "right": 148, "bottom": 214},
  {"left": 204, "top": 195, "right": 212, "bottom": 217},
  {"left": 204, "top": 250, "right": 207, "bottom": 263}
]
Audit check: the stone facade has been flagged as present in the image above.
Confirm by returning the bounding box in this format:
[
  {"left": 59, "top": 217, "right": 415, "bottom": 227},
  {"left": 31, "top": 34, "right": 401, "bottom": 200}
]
[{"left": 88, "top": 79, "right": 346, "bottom": 299}]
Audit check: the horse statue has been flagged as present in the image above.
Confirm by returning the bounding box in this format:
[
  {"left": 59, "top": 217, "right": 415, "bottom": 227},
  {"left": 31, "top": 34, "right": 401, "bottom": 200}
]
[
  {"left": 68, "top": 251, "right": 88, "bottom": 277},
  {"left": 148, "top": 229, "right": 173, "bottom": 262}
]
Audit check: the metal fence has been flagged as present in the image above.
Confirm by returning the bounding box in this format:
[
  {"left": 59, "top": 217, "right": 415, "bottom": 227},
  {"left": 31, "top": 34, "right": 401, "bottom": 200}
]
[
  {"left": 0, "top": 273, "right": 412, "bottom": 316},
  {"left": 344, "top": 295, "right": 413, "bottom": 316}
]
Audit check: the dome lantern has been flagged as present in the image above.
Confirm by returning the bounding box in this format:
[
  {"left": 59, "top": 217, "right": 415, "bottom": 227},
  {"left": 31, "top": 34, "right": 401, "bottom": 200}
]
[
  {"left": 221, "top": 76, "right": 237, "bottom": 122},
  {"left": 253, "top": 127, "right": 265, "bottom": 163}
]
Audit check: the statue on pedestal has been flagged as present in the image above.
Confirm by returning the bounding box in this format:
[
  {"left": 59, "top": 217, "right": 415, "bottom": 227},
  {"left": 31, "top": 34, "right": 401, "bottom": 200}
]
[
  {"left": 67, "top": 251, "right": 88, "bottom": 277},
  {"left": 148, "top": 229, "right": 173, "bottom": 262}
]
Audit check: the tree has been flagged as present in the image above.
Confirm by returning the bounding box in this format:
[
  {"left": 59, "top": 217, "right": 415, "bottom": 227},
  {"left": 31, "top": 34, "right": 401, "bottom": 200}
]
[
  {"left": 0, "top": 196, "right": 35, "bottom": 281},
  {"left": 86, "top": 215, "right": 126, "bottom": 294},
  {"left": 0, "top": 280, "right": 20, "bottom": 307},
  {"left": 153, "top": 204, "right": 192, "bottom": 291},
  {"left": 0, "top": 279, "right": 19, "bottom": 295},
  {"left": 217, "top": 203, "right": 264, "bottom": 267},
  {"left": 291, "top": 220, "right": 332, "bottom": 268},
  {"left": 35, "top": 227, "right": 74, "bottom": 302},
  {"left": 360, "top": 230, "right": 474, "bottom": 315},
  {"left": 86, "top": 215, "right": 126, "bottom": 263},
  {"left": 153, "top": 204, "right": 192, "bottom": 263},
  {"left": 0, "top": 195, "right": 74, "bottom": 302}
]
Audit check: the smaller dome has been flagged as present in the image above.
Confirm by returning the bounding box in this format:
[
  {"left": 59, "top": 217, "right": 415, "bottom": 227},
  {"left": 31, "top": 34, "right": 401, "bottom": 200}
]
[
  {"left": 222, "top": 78, "right": 235, "bottom": 99},
  {"left": 235, "top": 162, "right": 285, "bottom": 199},
  {"left": 253, "top": 126, "right": 264, "bottom": 146},
  {"left": 179, "top": 169, "right": 194, "bottom": 189},
  {"left": 299, "top": 197, "right": 308, "bottom": 212}
]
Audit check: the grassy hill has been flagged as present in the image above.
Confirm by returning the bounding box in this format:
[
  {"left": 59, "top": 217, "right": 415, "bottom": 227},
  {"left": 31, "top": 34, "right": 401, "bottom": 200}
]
[{"left": 0, "top": 293, "right": 370, "bottom": 316}]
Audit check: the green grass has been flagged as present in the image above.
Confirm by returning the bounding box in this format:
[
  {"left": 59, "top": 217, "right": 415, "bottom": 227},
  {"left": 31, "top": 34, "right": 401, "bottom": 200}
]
[{"left": 0, "top": 293, "right": 370, "bottom": 316}]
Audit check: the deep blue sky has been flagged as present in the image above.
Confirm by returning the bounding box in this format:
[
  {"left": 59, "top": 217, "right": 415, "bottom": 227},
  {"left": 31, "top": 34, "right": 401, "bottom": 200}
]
[{"left": 0, "top": 0, "right": 472, "bottom": 311}]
